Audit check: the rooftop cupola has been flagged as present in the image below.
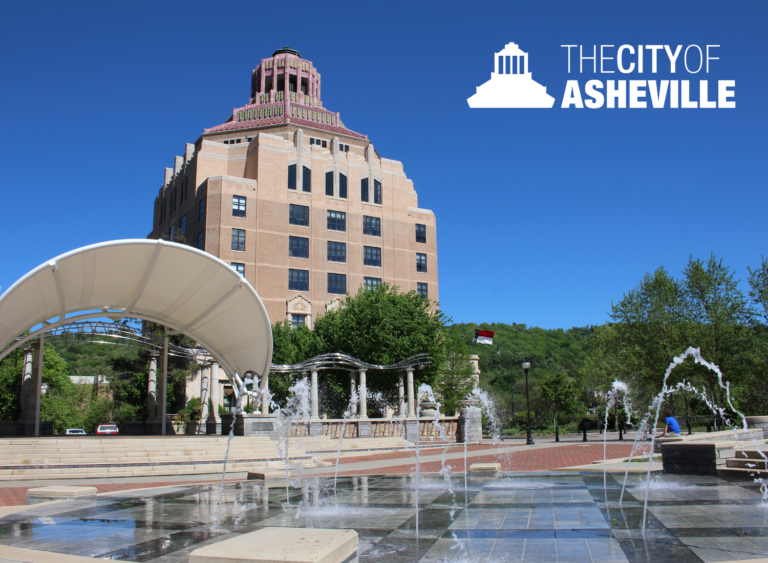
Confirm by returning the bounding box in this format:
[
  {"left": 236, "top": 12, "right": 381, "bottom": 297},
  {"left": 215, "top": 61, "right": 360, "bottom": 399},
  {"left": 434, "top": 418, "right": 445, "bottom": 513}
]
[{"left": 251, "top": 47, "right": 321, "bottom": 107}]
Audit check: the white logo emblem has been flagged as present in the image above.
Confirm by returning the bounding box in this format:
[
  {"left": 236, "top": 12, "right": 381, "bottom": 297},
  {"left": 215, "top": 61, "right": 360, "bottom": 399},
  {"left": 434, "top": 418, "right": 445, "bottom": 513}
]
[{"left": 468, "top": 42, "right": 555, "bottom": 108}]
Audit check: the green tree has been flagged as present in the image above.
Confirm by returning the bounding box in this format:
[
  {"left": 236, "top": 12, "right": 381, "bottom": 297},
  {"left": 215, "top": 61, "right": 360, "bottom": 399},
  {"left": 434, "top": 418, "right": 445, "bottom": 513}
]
[
  {"left": 312, "top": 283, "right": 447, "bottom": 414},
  {"left": 435, "top": 338, "right": 476, "bottom": 416},
  {"left": 540, "top": 371, "right": 579, "bottom": 424},
  {"left": 681, "top": 254, "right": 754, "bottom": 409}
]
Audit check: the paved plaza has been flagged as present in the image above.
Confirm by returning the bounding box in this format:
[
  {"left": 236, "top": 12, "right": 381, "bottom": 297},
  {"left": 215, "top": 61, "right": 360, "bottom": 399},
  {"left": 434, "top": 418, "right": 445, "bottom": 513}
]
[{"left": 0, "top": 469, "right": 765, "bottom": 563}]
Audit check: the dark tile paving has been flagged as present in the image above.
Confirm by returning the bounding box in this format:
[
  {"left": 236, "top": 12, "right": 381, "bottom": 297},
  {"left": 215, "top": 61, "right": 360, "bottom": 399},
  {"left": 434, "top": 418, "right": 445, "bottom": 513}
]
[{"left": 0, "top": 471, "right": 765, "bottom": 562}]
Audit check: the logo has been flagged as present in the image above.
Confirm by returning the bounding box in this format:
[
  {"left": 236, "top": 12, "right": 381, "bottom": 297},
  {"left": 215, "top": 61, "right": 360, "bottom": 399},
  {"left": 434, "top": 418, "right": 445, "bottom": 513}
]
[{"left": 467, "top": 42, "right": 555, "bottom": 108}]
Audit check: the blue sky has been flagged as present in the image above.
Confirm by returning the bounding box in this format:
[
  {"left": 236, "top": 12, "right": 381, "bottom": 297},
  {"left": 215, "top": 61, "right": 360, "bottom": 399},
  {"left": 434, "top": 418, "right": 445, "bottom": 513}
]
[{"left": 1, "top": 1, "right": 765, "bottom": 330}]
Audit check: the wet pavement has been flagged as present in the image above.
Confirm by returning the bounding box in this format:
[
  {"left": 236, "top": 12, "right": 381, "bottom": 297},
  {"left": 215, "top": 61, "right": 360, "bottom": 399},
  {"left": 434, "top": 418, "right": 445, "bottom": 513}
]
[{"left": 0, "top": 472, "right": 766, "bottom": 562}]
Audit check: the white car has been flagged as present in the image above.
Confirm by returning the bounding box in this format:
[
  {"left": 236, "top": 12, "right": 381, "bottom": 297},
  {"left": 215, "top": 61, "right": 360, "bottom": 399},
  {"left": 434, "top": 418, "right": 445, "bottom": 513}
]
[{"left": 65, "top": 428, "right": 86, "bottom": 435}]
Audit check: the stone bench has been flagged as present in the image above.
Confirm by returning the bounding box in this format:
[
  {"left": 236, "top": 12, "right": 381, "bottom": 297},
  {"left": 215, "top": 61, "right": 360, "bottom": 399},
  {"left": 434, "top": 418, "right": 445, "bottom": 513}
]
[
  {"left": 26, "top": 486, "right": 97, "bottom": 504},
  {"left": 654, "top": 427, "right": 764, "bottom": 453},
  {"left": 189, "top": 527, "right": 357, "bottom": 563},
  {"left": 470, "top": 463, "right": 501, "bottom": 475}
]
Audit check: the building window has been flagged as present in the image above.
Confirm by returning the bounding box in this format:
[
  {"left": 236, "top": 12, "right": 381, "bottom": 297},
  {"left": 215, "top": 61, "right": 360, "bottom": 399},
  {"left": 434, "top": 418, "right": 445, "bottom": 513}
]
[
  {"left": 233, "top": 195, "right": 246, "bottom": 217},
  {"left": 289, "top": 204, "right": 309, "bottom": 226},
  {"left": 417, "top": 253, "right": 427, "bottom": 272},
  {"left": 197, "top": 232, "right": 204, "bottom": 250},
  {"left": 232, "top": 262, "right": 245, "bottom": 276},
  {"left": 417, "top": 283, "right": 428, "bottom": 298},
  {"left": 289, "top": 236, "right": 309, "bottom": 259},
  {"left": 291, "top": 314, "right": 306, "bottom": 329},
  {"left": 364, "top": 246, "right": 382, "bottom": 267},
  {"left": 343, "top": 144, "right": 350, "bottom": 152},
  {"left": 288, "top": 164, "right": 297, "bottom": 190},
  {"left": 339, "top": 173, "right": 347, "bottom": 199},
  {"left": 327, "top": 241, "right": 346, "bottom": 263},
  {"left": 322, "top": 140, "right": 327, "bottom": 148},
  {"left": 289, "top": 269, "right": 309, "bottom": 291},
  {"left": 328, "top": 273, "right": 346, "bottom": 295},
  {"left": 181, "top": 177, "right": 188, "bottom": 204},
  {"left": 374, "top": 180, "right": 382, "bottom": 204},
  {"left": 231, "top": 228, "right": 246, "bottom": 251},
  {"left": 361, "top": 178, "right": 369, "bottom": 202},
  {"left": 198, "top": 199, "right": 205, "bottom": 222},
  {"left": 365, "top": 277, "right": 381, "bottom": 290},
  {"left": 416, "top": 224, "right": 426, "bottom": 243},
  {"left": 327, "top": 210, "right": 346, "bottom": 232},
  {"left": 363, "top": 216, "right": 381, "bottom": 237},
  {"left": 325, "top": 171, "right": 334, "bottom": 196},
  {"left": 160, "top": 198, "right": 167, "bottom": 222},
  {"left": 171, "top": 188, "right": 177, "bottom": 212},
  {"left": 302, "top": 166, "right": 311, "bottom": 192},
  {"left": 180, "top": 215, "right": 186, "bottom": 236}
]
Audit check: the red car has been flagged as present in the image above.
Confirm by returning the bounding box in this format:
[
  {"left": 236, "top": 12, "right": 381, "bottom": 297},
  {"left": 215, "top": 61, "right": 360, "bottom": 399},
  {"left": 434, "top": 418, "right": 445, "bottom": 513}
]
[{"left": 95, "top": 424, "right": 119, "bottom": 435}]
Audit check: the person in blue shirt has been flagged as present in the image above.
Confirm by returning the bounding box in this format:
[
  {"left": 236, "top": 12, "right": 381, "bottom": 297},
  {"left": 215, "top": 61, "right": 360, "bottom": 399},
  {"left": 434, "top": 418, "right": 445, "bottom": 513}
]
[{"left": 657, "top": 408, "right": 681, "bottom": 438}]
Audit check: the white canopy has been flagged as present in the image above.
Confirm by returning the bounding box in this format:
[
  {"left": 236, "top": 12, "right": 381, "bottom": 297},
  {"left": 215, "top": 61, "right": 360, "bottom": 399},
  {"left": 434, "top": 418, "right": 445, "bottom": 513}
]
[{"left": 0, "top": 239, "right": 273, "bottom": 378}]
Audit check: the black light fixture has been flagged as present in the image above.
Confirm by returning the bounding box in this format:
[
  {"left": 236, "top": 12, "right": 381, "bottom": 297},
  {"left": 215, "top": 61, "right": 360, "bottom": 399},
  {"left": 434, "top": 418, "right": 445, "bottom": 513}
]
[{"left": 522, "top": 358, "right": 534, "bottom": 445}]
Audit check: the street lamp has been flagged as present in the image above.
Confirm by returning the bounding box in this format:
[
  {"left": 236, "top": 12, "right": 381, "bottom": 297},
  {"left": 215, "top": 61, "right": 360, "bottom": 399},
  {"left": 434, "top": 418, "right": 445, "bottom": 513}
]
[
  {"left": 497, "top": 346, "right": 514, "bottom": 424},
  {"left": 522, "top": 358, "right": 534, "bottom": 445}
]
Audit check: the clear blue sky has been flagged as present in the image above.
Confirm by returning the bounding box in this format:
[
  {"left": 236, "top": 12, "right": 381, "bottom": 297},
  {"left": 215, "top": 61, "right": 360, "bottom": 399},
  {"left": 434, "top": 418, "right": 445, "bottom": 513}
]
[{"left": 1, "top": 1, "right": 765, "bottom": 330}]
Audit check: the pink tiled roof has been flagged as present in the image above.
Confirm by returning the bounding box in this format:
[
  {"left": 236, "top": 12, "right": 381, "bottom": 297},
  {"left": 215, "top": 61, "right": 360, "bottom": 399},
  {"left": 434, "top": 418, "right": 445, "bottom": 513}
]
[{"left": 204, "top": 115, "right": 367, "bottom": 139}]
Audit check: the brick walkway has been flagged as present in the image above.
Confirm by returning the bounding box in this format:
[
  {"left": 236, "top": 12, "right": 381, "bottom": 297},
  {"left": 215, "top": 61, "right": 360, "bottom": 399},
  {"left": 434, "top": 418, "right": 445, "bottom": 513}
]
[
  {"left": 320, "top": 443, "right": 644, "bottom": 476},
  {"left": 0, "top": 443, "right": 648, "bottom": 506}
]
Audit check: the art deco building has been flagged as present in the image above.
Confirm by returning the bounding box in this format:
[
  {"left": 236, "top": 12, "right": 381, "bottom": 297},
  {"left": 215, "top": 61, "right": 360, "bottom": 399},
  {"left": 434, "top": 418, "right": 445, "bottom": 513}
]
[{"left": 149, "top": 47, "right": 438, "bottom": 328}]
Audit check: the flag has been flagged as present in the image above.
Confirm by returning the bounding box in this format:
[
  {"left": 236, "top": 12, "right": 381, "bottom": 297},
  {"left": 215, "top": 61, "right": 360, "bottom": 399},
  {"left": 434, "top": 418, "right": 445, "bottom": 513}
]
[{"left": 473, "top": 329, "right": 494, "bottom": 345}]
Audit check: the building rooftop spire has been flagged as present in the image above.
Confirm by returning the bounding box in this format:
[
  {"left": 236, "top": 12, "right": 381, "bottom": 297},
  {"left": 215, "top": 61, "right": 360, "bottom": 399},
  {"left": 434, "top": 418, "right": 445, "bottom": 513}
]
[{"left": 272, "top": 46, "right": 301, "bottom": 57}]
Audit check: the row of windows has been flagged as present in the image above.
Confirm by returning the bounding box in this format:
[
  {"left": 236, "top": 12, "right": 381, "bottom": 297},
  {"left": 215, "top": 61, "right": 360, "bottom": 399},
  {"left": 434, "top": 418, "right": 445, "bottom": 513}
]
[
  {"left": 284, "top": 236, "right": 426, "bottom": 271},
  {"left": 230, "top": 262, "right": 428, "bottom": 299},
  {"left": 285, "top": 269, "right": 428, "bottom": 297},
  {"left": 287, "top": 205, "right": 426, "bottom": 243},
  {"left": 288, "top": 165, "right": 380, "bottom": 203}
]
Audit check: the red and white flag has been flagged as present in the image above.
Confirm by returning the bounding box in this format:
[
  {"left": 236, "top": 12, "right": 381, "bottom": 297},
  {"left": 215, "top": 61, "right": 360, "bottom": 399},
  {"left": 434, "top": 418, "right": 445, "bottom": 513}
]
[{"left": 473, "top": 329, "right": 494, "bottom": 345}]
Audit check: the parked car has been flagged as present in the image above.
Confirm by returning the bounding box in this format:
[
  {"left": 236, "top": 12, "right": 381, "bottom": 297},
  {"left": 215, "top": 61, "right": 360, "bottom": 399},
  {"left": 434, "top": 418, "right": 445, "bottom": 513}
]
[
  {"left": 95, "top": 424, "right": 119, "bottom": 435},
  {"left": 65, "top": 428, "right": 86, "bottom": 435}
]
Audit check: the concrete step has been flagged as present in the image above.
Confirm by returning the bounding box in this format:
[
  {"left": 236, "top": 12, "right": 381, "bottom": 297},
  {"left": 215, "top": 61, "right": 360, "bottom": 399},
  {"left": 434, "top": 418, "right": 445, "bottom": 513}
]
[
  {"left": 726, "top": 458, "right": 768, "bottom": 470},
  {"left": 717, "top": 466, "right": 768, "bottom": 479}
]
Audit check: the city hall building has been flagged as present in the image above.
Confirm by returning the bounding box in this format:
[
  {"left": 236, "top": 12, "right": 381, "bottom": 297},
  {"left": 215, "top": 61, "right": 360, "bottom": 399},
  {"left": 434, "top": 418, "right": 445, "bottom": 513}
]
[{"left": 149, "top": 47, "right": 438, "bottom": 328}]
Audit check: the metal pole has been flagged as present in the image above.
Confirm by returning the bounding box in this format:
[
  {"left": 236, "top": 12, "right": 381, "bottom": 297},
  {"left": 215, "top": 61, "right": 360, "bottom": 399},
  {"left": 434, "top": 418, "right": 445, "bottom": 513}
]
[
  {"left": 161, "top": 333, "right": 168, "bottom": 436},
  {"left": 524, "top": 367, "right": 534, "bottom": 445}
]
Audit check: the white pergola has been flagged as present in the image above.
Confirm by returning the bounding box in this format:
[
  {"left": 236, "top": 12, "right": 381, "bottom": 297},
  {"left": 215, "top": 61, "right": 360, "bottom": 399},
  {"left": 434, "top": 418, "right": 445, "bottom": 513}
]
[{"left": 0, "top": 239, "right": 273, "bottom": 435}]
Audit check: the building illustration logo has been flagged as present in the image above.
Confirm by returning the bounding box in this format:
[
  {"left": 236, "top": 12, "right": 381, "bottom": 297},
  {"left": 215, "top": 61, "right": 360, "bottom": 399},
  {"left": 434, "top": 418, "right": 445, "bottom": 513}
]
[{"left": 468, "top": 42, "right": 555, "bottom": 108}]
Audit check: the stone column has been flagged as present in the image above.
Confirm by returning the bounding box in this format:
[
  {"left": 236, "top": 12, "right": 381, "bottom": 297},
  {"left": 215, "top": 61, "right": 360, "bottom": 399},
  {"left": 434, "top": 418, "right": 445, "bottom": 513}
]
[
  {"left": 398, "top": 374, "right": 405, "bottom": 417},
  {"left": 260, "top": 371, "right": 269, "bottom": 415},
  {"left": 18, "top": 347, "right": 34, "bottom": 426},
  {"left": 310, "top": 370, "right": 319, "bottom": 420},
  {"left": 358, "top": 370, "right": 367, "bottom": 419},
  {"left": 207, "top": 362, "right": 221, "bottom": 435},
  {"left": 406, "top": 369, "right": 415, "bottom": 418},
  {"left": 199, "top": 363, "right": 209, "bottom": 423},
  {"left": 309, "top": 369, "right": 322, "bottom": 436},
  {"left": 157, "top": 335, "right": 168, "bottom": 435},
  {"left": 349, "top": 372, "right": 357, "bottom": 417},
  {"left": 146, "top": 353, "right": 158, "bottom": 422}
]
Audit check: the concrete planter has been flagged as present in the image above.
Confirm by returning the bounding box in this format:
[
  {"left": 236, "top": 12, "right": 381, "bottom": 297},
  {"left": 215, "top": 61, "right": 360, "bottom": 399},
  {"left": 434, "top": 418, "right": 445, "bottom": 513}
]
[
  {"left": 746, "top": 416, "right": 768, "bottom": 434},
  {"left": 185, "top": 421, "right": 201, "bottom": 435}
]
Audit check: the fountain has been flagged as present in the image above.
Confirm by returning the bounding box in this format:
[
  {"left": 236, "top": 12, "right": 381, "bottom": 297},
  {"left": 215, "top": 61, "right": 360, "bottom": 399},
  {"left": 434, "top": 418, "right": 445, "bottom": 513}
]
[
  {"left": 333, "top": 384, "right": 359, "bottom": 498},
  {"left": 601, "top": 380, "right": 633, "bottom": 491}
]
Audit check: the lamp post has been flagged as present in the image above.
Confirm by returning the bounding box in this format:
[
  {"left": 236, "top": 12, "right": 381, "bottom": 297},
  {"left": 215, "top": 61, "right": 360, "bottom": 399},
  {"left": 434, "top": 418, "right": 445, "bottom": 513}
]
[{"left": 522, "top": 358, "right": 534, "bottom": 445}]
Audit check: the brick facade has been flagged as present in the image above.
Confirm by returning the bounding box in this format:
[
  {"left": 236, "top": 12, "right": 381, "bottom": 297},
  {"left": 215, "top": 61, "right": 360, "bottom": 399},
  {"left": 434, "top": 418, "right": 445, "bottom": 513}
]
[{"left": 149, "top": 48, "right": 438, "bottom": 328}]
